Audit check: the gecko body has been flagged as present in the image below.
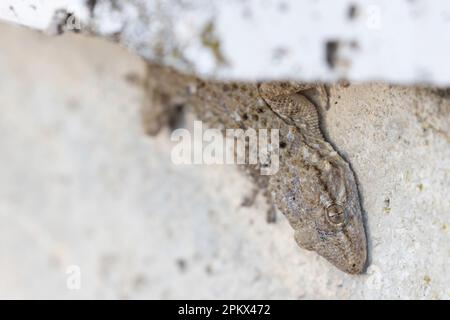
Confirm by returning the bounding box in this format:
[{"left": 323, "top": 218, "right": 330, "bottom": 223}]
[{"left": 142, "top": 64, "right": 367, "bottom": 274}]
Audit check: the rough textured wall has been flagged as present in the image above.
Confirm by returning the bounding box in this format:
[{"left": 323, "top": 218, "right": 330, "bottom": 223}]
[{"left": 0, "top": 24, "right": 448, "bottom": 299}]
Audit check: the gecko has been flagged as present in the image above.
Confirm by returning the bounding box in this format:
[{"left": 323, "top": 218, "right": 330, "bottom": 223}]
[{"left": 141, "top": 63, "right": 368, "bottom": 274}]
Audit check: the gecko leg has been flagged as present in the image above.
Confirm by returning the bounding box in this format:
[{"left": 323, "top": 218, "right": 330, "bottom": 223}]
[{"left": 141, "top": 69, "right": 186, "bottom": 136}]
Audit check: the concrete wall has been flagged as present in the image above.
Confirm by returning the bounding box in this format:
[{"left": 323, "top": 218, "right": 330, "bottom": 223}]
[{"left": 0, "top": 23, "right": 448, "bottom": 299}]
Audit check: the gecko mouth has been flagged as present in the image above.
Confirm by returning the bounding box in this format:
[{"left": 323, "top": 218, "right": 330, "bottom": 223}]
[
  {"left": 339, "top": 233, "right": 367, "bottom": 274},
  {"left": 315, "top": 223, "right": 367, "bottom": 274},
  {"left": 320, "top": 244, "right": 366, "bottom": 274}
]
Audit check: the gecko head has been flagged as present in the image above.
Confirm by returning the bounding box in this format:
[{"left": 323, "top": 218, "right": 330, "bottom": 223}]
[
  {"left": 293, "top": 196, "right": 367, "bottom": 274},
  {"left": 278, "top": 158, "right": 368, "bottom": 274}
]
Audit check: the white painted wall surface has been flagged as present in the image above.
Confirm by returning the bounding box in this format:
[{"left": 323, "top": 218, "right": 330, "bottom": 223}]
[{"left": 1, "top": 0, "right": 450, "bottom": 84}]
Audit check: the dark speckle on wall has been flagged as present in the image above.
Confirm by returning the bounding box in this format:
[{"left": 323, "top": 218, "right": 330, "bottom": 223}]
[
  {"left": 348, "top": 4, "right": 358, "bottom": 20},
  {"left": 325, "top": 40, "right": 339, "bottom": 69}
]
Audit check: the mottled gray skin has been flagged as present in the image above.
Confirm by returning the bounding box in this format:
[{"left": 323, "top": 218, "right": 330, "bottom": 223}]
[{"left": 142, "top": 64, "right": 367, "bottom": 274}]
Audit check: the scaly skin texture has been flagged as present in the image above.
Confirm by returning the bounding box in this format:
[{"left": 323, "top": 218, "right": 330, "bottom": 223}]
[{"left": 142, "top": 63, "right": 368, "bottom": 274}]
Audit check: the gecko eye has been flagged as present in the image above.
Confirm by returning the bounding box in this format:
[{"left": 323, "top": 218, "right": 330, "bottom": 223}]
[{"left": 326, "top": 204, "right": 346, "bottom": 225}]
